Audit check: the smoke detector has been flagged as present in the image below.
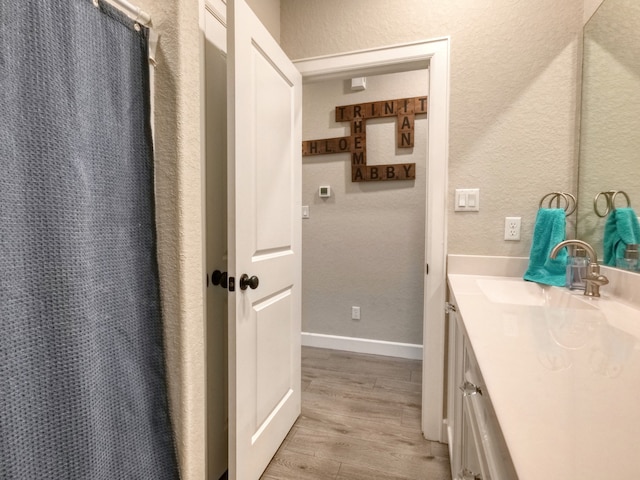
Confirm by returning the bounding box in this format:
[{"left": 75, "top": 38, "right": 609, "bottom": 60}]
[{"left": 351, "top": 77, "right": 367, "bottom": 91}]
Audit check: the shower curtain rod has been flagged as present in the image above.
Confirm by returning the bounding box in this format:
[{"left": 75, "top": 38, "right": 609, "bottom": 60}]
[{"left": 103, "top": 0, "right": 151, "bottom": 26}]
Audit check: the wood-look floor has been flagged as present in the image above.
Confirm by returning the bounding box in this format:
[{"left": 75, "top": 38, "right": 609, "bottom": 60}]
[{"left": 260, "top": 347, "right": 452, "bottom": 480}]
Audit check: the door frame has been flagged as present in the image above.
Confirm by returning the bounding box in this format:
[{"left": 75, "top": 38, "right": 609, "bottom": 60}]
[
  {"left": 294, "top": 38, "right": 450, "bottom": 442},
  {"left": 203, "top": 2, "right": 228, "bottom": 479}
]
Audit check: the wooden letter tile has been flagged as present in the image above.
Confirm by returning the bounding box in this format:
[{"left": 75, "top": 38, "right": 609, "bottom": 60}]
[{"left": 397, "top": 114, "right": 415, "bottom": 148}]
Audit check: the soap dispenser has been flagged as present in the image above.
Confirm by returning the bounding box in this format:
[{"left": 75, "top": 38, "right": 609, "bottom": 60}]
[
  {"left": 566, "top": 246, "right": 588, "bottom": 290},
  {"left": 616, "top": 244, "right": 639, "bottom": 271}
]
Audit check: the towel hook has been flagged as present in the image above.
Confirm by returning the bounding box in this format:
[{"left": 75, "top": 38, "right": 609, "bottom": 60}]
[
  {"left": 563, "top": 192, "right": 577, "bottom": 216},
  {"left": 611, "top": 190, "right": 631, "bottom": 209},
  {"left": 539, "top": 192, "right": 576, "bottom": 216},
  {"left": 594, "top": 191, "right": 613, "bottom": 217},
  {"left": 539, "top": 192, "right": 567, "bottom": 209},
  {"left": 594, "top": 190, "right": 631, "bottom": 217}
]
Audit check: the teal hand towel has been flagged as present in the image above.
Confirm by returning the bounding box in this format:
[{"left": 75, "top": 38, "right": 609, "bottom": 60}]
[
  {"left": 524, "top": 209, "right": 567, "bottom": 287},
  {"left": 603, "top": 207, "right": 640, "bottom": 266}
]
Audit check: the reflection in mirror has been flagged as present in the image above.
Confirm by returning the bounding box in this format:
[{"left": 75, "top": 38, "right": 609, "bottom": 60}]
[{"left": 577, "top": 0, "right": 640, "bottom": 272}]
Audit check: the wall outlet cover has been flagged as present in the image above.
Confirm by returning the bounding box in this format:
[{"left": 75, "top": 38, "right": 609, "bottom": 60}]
[{"left": 504, "top": 216, "right": 521, "bottom": 241}]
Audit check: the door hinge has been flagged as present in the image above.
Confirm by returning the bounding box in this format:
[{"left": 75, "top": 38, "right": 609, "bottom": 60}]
[
  {"left": 426, "top": 263, "right": 429, "bottom": 275},
  {"left": 445, "top": 302, "right": 456, "bottom": 314}
]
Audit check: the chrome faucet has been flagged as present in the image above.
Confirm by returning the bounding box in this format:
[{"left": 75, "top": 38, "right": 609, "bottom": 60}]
[{"left": 550, "top": 239, "right": 609, "bottom": 297}]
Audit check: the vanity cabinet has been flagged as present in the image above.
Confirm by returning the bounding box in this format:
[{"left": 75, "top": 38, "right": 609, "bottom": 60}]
[
  {"left": 446, "top": 298, "right": 517, "bottom": 480},
  {"left": 446, "top": 267, "right": 640, "bottom": 479}
]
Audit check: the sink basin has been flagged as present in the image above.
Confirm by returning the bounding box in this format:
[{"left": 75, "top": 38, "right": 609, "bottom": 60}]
[
  {"left": 473, "top": 277, "right": 640, "bottom": 355},
  {"left": 476, "top": 278, "right": 597, "bottom": 310},
  {"left": 475, "top": 278, "right": 640, "bottom": 339}
]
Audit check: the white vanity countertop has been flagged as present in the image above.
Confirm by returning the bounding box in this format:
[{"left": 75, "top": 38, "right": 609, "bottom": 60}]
[{"left": 448, "top": 273, "right": 640, "bottom": 480}]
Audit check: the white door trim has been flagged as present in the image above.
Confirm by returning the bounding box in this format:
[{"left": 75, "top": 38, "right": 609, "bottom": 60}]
[{"left": 294, "top": 38, "right": 450, "bottom": 442}]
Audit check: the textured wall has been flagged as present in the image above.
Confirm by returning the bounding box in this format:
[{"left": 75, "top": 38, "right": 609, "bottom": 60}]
[
  {"left": 302, "top": 71, "right": 428, "bottom": 344},
  {"left": 584, "top": 0, "right": 606, "bottom": 23},
  {"left": 281, "top": 0, "right": 583, "bottom": 260}
]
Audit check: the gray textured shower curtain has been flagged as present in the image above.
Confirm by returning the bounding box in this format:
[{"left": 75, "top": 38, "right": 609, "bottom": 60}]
[{"left": 0, "top": 1, "right": 179, "bottom": 478}]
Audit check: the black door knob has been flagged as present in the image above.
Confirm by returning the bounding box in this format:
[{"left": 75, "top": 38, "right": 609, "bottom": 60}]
[
  {"left": 239, "top": 274, "right": 259, "bottom": 290},
  {"left": 211, "top": 270, "right": 228, "bottom": 289},
  {"left": 211, "top": 270, "right": 223, "bottom": 285}
]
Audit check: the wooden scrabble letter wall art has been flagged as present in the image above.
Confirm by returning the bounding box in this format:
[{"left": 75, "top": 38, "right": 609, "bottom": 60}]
[{"left": 302, "top": 96, "right": 427, "bottom": 182}]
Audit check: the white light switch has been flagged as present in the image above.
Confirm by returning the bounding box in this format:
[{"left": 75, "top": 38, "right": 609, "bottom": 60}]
[
  {"left": 455, "top": 188, "right": 480, "bottom": 212},
  {"left": 302, "top": 205, "right": 309, "bottom": 219}
]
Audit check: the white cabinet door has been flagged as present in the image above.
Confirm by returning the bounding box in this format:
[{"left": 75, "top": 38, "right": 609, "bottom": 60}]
[{"left": 227, "top": 0, "right": 302, "bottom": 478}]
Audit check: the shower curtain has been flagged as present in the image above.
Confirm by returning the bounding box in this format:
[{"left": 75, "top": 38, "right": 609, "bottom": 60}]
[{"left": 0, "top": 1, "right": 179, "bottom": 478}]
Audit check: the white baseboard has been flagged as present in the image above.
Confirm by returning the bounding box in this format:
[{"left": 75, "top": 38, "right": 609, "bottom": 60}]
[{"left": 301, "top": 332, "right": 423, "bottom": 360}]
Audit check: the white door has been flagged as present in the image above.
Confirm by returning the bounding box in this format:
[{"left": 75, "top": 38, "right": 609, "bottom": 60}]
[{"left": 227, "top": 1, "right": 302, "bottom": 479}]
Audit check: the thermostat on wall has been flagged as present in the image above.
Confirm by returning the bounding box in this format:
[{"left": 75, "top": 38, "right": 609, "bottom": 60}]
[{"left": 319, "top": 186, "right": 331, "bottom": 198}]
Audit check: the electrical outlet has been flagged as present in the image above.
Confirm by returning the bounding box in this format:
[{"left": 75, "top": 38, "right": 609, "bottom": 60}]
[
  {"left": 351, "top": 306, "right": 361, "bottom": 320},
  {"left": 504, "top": 217, "right": 521, "bottom": 241}
]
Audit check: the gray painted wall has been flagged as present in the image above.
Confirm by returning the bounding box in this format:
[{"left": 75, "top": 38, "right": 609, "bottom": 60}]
[{"left": 302, "top": 70, "right": 428, "bottom": 344}]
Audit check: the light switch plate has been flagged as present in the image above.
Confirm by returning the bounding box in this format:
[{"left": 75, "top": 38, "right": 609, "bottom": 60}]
[{"left": 455, "top": 188, "right": 480, "bottom": 212}]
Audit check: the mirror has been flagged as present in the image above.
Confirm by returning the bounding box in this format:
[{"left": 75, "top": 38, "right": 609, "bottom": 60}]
[{"left": 577, "top": 0, "right": 640, "bottom": 270}]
